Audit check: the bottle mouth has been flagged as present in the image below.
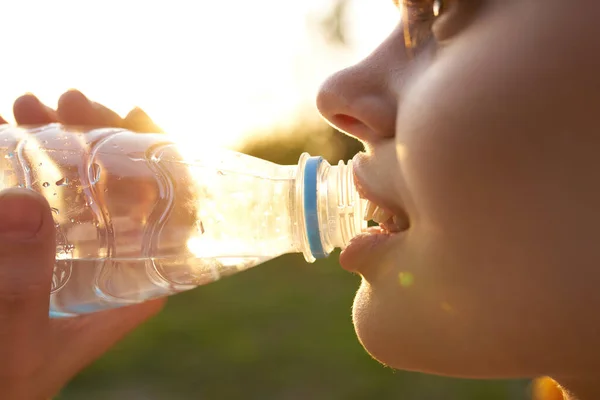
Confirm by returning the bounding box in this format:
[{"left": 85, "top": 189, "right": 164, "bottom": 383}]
[{"left": 297, "top": 153, "right": 366, "bottom": 261}]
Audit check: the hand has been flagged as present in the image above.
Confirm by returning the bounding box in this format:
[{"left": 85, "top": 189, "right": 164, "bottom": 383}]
[
  {"left": 2, "top": 90, "right": 162, "bottom": 132},
  {"left": 0, "top": 91, "right": 165, "bottom": 399}
]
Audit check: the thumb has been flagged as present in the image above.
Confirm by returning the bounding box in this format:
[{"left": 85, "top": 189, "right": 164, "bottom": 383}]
[{"left": 0, "top": 188, "right": 55, "bottom": 381}]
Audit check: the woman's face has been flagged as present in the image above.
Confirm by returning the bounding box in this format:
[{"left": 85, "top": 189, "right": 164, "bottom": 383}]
[{"left": 317, "top": 0, "right": 600, "bottom": 379}]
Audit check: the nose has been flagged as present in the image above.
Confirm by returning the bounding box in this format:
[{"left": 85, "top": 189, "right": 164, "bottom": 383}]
[{"left": 316, "top": 26, "right": 406, "bottom": 143}]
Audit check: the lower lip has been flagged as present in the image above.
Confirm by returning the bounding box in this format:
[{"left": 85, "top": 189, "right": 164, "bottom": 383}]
[{"left": 339, "top": 227, "right": 401, "bottom": 273}]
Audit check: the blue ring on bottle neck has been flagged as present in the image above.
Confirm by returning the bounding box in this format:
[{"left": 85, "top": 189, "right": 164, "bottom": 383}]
[{"left": 303, "top": 156, "right": 328, "bottom": 259}]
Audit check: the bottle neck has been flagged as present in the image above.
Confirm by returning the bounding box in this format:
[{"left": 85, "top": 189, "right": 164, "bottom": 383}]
[{"left": 293, "top": 153, "right": 366, "bottom": 262}]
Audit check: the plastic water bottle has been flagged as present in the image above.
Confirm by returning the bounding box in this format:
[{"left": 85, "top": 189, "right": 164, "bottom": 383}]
[{"left": 0, "top": 124, "right": 366, "bottom": 317}]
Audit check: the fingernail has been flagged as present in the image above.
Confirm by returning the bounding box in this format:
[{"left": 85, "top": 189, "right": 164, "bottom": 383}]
[{"left": 0, "top": 189, "right": 44, "bottom": 239}]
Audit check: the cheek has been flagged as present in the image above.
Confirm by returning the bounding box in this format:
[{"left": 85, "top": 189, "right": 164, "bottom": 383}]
[
  {"left": 395, "top": 24, "right": 600, "bottom": 292},
  {"left": 397, "top": 65, "right": 586, "bottom": 329},
  {"left": 397, "top": 0, "right": 600, "bottom": 261},
  {"left": 384, "top": 8, "right": 600, "bottom": 375}
]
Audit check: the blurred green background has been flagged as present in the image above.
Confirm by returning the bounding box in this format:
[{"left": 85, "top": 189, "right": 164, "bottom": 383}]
[{"left": 58, "top": 125, "right": 533, "bottom": 400}]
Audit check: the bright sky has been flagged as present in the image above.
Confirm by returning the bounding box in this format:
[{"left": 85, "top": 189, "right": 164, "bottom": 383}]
[{"left": 1, "top": 0, "right": 398, "bottom": 148}]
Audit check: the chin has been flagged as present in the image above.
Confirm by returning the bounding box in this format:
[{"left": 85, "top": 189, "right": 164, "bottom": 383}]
[
  {"left": 351, "top": 279, "right": 423, "bottom": 371},
  {"left": 350, "top": 278, "right": 510, "bottom": 378},
  {"left": 347, "top": 247, "right": 433, "bottom": 372},
  {"left": 351, "top": 280, "right": 565, "bottom": 380}
]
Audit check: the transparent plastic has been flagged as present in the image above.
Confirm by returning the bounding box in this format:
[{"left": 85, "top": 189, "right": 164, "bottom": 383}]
[{"left": 0, "top": 124, "right": 366, "bottom": 317}]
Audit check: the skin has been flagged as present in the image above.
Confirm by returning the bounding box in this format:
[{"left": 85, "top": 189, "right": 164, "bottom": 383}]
[
  {"left": 316, "top": 1, "right": 600, "bottom": 399},
  {"left": 0, "top": 91, "right": 165, "bottom": 399}
]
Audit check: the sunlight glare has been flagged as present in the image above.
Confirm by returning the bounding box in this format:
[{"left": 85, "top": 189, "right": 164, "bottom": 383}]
[{"left": 1, "top": 0, "right": 398, "bottom": 150}]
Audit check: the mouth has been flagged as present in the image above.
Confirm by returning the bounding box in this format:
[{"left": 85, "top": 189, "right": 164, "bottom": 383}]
[
  {"left": 362, "top": 197, "right": 408, "bottom": 233},
  {"left": 354, "top": 174, "right": 410, "bottom": 234},
  {"left": 338, "top": 164, "right": 409, "bottom": 273}
]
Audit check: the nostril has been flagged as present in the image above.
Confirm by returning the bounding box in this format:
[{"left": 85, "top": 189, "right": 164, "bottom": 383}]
[
  {"left": 330, "top": 113, "right": 378, "bottom": 142},
  {"left": 332, "top": 114, "right": 365, "bottom": 131},
  {"left": 334, "top": 114, "right": 360, "bottom": 125}
]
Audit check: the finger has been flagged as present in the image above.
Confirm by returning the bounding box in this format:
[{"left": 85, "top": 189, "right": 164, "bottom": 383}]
[
  {"left": 123, "top": 107, "right": 163, "bottom": 133},
  {"left": 44, "top": 299, "right": 165, "bottom": 395},
  {"left": 13, "top": 94, "right": 59, "bottom": 125},
  {"left": 57, "top": 90, "right": 123, "bottom": 127},
  {"left": 0, "top": 189, "right": 55, "bottom": 379},
  {"left": 0, "top": 115, "right": 7, "bottom": 124}
]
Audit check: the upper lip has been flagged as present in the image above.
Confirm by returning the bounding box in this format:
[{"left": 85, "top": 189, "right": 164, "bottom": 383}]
[{"left": 352, "top": 153, "right": 410, "bottom": 230}]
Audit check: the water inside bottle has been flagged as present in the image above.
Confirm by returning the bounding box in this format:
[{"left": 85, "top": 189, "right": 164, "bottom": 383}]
[{"left": 50, "top": 255, "right": 269, "bottom": 316}]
